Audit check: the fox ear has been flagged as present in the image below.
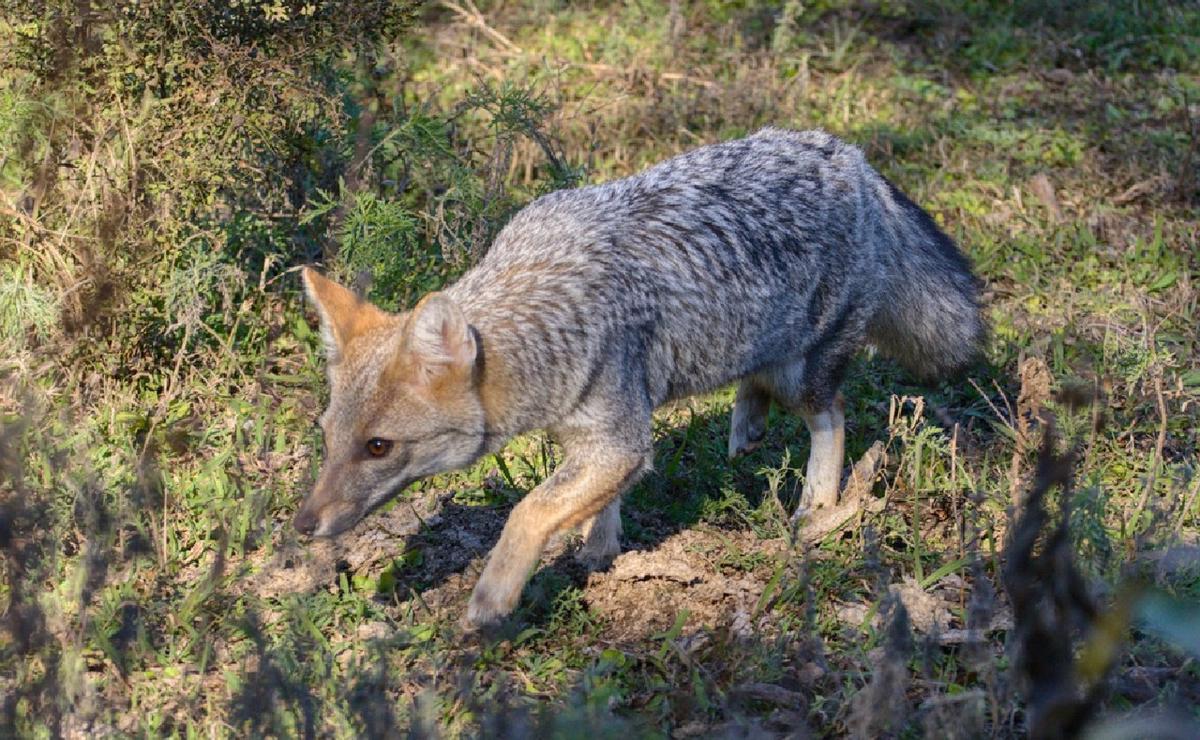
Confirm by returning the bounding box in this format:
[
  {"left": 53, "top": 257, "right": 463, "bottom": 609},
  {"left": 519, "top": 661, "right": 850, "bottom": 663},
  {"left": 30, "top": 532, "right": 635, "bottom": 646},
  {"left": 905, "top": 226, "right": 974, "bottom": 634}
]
[
  {"left": 301, "top": 267, "right": 389, "bottom": 360},
  {"left": 408, "top": 292, "right": 477, "bottom": 379}
]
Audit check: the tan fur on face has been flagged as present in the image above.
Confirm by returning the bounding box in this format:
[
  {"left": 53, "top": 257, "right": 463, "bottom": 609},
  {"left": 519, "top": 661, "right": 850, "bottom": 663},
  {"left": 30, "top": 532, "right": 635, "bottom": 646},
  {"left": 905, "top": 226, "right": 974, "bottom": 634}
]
[
  {"left": 299, "top": 270, "right": 504, "bottom": 536},
  {"left": 301, "top": 267, "right": 392, "bottom": 360}
]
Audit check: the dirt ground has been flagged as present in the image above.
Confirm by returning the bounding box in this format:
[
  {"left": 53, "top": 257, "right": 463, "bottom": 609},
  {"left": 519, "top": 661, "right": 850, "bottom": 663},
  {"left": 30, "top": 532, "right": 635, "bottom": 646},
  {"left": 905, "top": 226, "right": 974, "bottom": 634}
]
[{"left": 247, "top": 470, "right": 998, "bottom": 650}]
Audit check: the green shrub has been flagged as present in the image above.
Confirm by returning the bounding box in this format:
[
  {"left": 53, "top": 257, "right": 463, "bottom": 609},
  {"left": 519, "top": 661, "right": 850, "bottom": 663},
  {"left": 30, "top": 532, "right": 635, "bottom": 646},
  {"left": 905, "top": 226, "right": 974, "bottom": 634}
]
[{"left": 0, "top": 258, "right": 56, "bottom": 349}]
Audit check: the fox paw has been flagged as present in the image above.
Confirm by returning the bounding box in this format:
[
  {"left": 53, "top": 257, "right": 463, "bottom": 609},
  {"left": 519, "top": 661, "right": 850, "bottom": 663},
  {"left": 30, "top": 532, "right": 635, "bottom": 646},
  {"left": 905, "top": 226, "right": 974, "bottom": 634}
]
[
  {"left": 464, "top": 580, "right": 521, "bottom": 629},
  {"left": 575, "top": 540, "right": 621, "bottom": 570},
  {"left": 464, "top": 593, "right": 506, "bottom": 630},
  {"left": 728, "top": 415, "right": 767, "bottom": 458}
]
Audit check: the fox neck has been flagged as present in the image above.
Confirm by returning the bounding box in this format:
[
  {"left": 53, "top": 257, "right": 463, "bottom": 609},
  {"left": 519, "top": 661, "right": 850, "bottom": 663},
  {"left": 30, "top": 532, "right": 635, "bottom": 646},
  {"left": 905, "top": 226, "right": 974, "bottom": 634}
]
[
  {"left": 472, "top": 324, "right": 523, "bottom": 445},
  {"left": 450, "top": 279, "right": 582, "bottom": 447}
]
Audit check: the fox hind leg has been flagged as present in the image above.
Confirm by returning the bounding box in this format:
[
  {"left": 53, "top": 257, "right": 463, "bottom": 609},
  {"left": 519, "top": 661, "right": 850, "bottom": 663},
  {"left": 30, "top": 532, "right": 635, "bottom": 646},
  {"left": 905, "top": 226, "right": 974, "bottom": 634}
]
[
  {"left": 577, "top": 498, "right": 622, "bottom": 568},
  {"left": 798, "top": 394, "right": 845, "bottom": 513},
  {"left": 729, "top": 380, "right": 771, "bottom": 458},
  {"left": 753, "top": 359, "right": 847, "bottom": 516}
]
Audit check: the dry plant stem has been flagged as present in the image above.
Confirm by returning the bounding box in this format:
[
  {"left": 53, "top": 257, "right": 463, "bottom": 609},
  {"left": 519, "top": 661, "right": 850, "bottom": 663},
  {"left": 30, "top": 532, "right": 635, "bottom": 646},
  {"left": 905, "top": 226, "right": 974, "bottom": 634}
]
[
  {"left": 1131, "top": 367, "right": 1168, "bottom": 524},
  {"left": 1177, "top": 85, "right": 1198, "bottom": 200},
  {"left": 1084, "top": 377, "right": 1103, "bottom": 471},
  {"left": 951, "top": 423, "right": 967, "bottom": 565},
  {"left": 1010, "top": 373, "right": 1032, "bottom": 506},
  {"left": 1176, "top": 474, "right": 1200, "bottom": 536}
]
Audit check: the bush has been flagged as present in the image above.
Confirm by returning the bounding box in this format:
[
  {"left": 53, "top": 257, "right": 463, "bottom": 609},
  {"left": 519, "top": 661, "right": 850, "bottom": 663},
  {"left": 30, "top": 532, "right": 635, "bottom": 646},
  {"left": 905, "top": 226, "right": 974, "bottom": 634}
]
[
  {"left": 0, "top": 0, "right": 577, "bottom": 364},
  {"left": 0, "top": 4, "right": 579, "bottom": 734},
  {"left": 1, "top": 1, "right": 415, "bottom": 357}
]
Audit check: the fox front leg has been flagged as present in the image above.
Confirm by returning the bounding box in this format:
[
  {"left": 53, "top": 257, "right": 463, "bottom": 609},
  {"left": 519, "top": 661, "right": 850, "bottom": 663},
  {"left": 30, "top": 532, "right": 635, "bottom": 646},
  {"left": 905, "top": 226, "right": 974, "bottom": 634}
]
[{"left": 466, "top": 451, "right": 649, "bottom": 628}]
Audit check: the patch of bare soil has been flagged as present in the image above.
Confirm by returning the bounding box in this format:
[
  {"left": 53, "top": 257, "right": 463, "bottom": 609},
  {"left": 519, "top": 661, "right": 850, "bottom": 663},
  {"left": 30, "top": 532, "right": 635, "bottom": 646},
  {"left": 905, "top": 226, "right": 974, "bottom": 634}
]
[
  {"left": 237, "top": 458, "right": 807, "bottom": 647},
  {"left": 582, "top": 530, "right": 790, "bottom": 642},
  {"left": 248, "top": 489, "right": 801, "bottom": 644},
  {"left": 237, "top": 488, "right": 506, "bottom": 604}
]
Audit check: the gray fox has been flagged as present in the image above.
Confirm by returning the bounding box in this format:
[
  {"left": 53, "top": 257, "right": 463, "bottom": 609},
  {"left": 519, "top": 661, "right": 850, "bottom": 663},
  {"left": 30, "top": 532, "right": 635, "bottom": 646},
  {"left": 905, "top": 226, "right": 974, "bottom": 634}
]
[{"left": 294, "top": 128, "right": 984, "bottom": 627}]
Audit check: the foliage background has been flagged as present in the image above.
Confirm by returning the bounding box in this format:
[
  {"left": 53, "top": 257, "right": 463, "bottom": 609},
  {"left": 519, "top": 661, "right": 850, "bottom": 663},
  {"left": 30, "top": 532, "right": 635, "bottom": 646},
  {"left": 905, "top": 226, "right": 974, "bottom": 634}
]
[{"left": 1, "top": 0, "right": 1198, "bottom": 736}]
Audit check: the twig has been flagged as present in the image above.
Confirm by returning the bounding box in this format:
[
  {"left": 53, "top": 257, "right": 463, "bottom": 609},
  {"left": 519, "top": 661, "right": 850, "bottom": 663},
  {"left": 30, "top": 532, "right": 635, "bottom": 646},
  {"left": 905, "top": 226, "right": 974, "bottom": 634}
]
[
  {"left": 574, "top": 61, "right": 717, "bottom": 89},
  {"left": 1175, "top": 473, "right": 1200, "bottom": 537},
  {"left": 439, "top": 0, "right": 522, "bottom": 55},
  {"left": 791, "top": 441, "right": 887, "bottom": 546},
  {"left": 732, "top": 682, "right": 805, "bottom": 706},
  {"left": 1176, "top": 85, "right": 1197, "bottom": 202}
]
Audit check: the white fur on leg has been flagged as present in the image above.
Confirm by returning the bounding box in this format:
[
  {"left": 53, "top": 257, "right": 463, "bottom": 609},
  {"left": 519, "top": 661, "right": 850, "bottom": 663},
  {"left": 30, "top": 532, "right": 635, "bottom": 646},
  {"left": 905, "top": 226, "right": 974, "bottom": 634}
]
[
  {"left": 577, "top": 498, "right": 622, "bottom": 568},
  {"left": 798, "top": 397, "right": 845, "bottom": 513}
]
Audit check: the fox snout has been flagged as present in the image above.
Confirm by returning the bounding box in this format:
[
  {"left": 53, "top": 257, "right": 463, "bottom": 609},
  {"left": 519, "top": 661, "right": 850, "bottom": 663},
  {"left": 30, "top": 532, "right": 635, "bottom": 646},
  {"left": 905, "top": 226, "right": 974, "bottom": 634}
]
[
  {"left": 292, "top": 476, "right": 366, "bottom": 538},
  {"left": 293, "top": 473, "right": 336, "bottom": 537},
  {"left": 292, "top": 497, "right": 364, "bottom": 538}
]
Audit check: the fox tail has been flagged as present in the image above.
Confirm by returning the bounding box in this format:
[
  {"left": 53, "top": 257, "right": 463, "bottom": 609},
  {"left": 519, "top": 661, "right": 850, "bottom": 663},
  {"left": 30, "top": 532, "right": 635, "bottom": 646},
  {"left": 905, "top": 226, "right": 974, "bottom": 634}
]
[{"left": 866, "top": 178, "right": 986, "bottom": 381}]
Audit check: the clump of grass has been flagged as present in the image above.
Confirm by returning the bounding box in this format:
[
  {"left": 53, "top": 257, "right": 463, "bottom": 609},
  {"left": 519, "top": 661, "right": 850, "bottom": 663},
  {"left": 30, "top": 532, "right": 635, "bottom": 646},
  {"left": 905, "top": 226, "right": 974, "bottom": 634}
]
[{"left": 0, "top": 260, "right": 56, "bottom": 349}]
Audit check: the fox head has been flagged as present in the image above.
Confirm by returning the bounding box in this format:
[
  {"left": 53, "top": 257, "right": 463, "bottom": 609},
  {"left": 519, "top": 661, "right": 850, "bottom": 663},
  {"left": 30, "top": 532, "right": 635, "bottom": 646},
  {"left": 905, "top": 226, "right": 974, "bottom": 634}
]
[{"left": 294, "top": 268, "right": 488, "bottom": 537}]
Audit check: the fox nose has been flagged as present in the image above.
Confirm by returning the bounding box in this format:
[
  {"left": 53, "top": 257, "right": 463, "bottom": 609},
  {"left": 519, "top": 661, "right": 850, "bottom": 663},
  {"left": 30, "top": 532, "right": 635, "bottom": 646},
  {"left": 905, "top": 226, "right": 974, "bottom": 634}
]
[{"left": 293, "top": 507, "right": 318, "bottom": 536}]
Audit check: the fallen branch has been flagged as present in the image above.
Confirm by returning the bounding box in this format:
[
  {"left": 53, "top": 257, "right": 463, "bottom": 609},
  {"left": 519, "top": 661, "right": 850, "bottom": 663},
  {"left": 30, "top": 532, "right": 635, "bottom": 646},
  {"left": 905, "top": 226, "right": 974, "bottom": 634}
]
[{"left": 793, "top": 440, "right": 887, "bottom": 545}]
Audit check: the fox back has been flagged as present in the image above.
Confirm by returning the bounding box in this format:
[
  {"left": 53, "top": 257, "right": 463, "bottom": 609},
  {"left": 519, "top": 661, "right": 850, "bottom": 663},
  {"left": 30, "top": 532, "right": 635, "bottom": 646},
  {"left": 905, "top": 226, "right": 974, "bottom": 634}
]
[{"left": 446, "top": 127, "right": 981, "bottom": 429}]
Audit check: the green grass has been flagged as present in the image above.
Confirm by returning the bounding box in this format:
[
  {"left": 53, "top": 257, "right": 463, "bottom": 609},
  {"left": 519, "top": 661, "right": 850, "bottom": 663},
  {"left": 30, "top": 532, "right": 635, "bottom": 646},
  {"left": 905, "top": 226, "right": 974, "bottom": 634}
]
[{"left": 3, "top": 0, "right": 1200, "bottom": 736}]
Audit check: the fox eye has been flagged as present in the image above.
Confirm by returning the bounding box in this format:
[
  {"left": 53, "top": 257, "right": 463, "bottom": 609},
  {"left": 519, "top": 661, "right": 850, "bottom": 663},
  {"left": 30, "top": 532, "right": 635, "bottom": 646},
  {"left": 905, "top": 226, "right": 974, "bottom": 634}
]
[{"left": 364, "top": 438, "right": 393, "bottom": 458}]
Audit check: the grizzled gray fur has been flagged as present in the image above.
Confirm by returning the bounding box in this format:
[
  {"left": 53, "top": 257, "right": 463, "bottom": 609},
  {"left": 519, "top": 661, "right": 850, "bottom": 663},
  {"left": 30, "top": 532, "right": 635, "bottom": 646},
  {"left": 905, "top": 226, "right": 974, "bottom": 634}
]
[
  {"left": 451, "top": 126, "right": 982, "bottom": 426},
  {"left": 296, "top": 127, "right": 985, "bottom": 627}
]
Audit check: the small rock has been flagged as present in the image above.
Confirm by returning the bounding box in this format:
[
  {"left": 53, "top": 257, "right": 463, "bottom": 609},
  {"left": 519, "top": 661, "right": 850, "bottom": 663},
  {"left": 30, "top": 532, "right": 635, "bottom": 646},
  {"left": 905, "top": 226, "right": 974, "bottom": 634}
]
[
  {"left": 834, "top": 601, "right": 874, "bottom": 628},
  {"left": 889, "top": 577, "right": 952, "bottom": 634},
  {"left": 610, "top": 551, "right": 704, "bottom": 584},
  {"left": 674, "top": 721, "right": 711, "bottom": 738},
  {"left": 355, "top": 620, "right": 393, "bottom": 642}
]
